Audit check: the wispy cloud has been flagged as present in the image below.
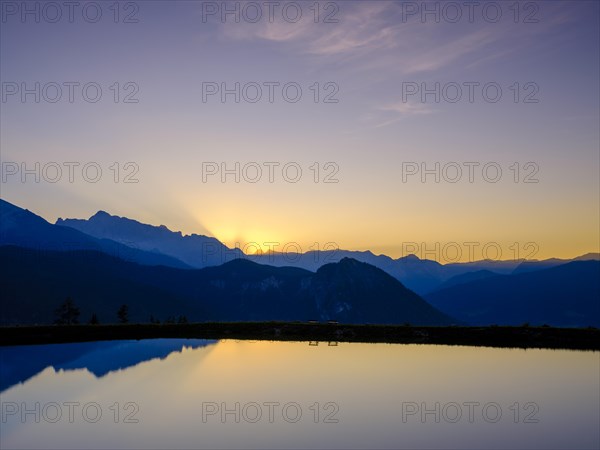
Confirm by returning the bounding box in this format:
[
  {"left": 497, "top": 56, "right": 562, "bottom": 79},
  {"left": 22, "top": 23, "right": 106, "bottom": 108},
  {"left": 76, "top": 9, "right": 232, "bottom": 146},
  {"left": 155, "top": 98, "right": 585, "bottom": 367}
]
[
  {"left": 206, "top": 0, "right": 581, "bottom": 130},
  {"left": 371, "top": 102, "right": 437, "bottom": 128},
  {"left": 381, "top": 101, "right": 436, "bottom": 116},
  {"left": 214, "top": 1, "right": 576, "bottom": 77},
  {"left": 399, "top": 28, "right": 499, "bottom": 74}
]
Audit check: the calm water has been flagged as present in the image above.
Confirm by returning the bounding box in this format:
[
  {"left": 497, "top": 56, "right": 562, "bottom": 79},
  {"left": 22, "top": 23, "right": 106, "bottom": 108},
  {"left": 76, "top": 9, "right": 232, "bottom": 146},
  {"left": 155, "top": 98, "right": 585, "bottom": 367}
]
[{"left": 0, "top": 339, "right": 598, "bottom": 449}]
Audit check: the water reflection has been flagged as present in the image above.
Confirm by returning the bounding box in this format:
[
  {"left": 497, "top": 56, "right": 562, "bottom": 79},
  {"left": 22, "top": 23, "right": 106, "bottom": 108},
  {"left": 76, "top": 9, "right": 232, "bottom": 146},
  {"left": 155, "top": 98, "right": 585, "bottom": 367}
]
[
  {"left": 0, "top": 339, "right": 216, "bottom": 392},
  {"left": 1, "top": 340, "right": 598, "bottom": 449}
]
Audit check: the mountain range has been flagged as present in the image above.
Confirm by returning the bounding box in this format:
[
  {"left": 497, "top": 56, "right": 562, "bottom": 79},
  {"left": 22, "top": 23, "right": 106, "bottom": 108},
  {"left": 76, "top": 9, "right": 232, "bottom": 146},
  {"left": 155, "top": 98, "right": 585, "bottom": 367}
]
[
  {"left": 0, "top": 246, "right": 454, "bottom": 326},
  {"left": 56, "top": 211, "right": 241, "bottom": 268},
  {"left": 0, "top": 199, "right": 189, "bottom": 269},
  {"left": 1, "top": 198, "right": 598, "bottom": 327},
  {"left": 425, "top": 260, "right": 600, "bottom": 327},
  {"left": 51, "top": 202, "right": 599, "bottom": 294}
]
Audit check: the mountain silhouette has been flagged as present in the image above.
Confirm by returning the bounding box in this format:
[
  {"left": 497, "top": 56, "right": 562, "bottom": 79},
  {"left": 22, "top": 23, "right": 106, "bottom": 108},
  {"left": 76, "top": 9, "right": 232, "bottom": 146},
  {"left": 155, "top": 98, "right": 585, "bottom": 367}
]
[
  {"left": 0, "top": 199, "right": 189, "bottom": 269},
  {"left": 427, "top": 270, "right": 498, "bottom": 294},
  {"left": 248, "top": 250, "right": 450, "bottom": 294},
  {"left": 52, "top": 202, "right": 598, "bottom": 294},
  {"left": 425, "top": 261, "right": 600, "bottom": 327},
  {"left": 57, "top": 210, "right": 241, "bottom": 268},
  {"left": 308, "top": 258, "right": 453, "bottom": 324},
  {"left": 0, "top": 245, "right": 201, "bottom": 324},
  {"left": 511, "top": 253, "right": 600, "bottom": 275},
  {"left": 0, "top": 246, "right": 452, "bottom": 326},
  {"left": 57, "top": 210, "right": 451, "bottom": 290},
  {"left": 2, "top": 199, "right": 597, "bottom": 328}
]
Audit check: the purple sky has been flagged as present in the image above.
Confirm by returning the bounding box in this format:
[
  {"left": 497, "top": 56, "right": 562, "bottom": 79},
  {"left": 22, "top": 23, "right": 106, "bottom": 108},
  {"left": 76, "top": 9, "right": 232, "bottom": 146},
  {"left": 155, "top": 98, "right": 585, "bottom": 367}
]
[{"left": 1, "top": 1, "right": 599, "bottom": 261}]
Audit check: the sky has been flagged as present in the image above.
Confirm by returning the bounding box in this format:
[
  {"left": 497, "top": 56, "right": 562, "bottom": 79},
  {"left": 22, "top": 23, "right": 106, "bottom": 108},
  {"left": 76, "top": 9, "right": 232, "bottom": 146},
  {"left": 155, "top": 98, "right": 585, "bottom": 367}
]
[{"left": 1, "top": 0, "right": 599, "bottom": 262}]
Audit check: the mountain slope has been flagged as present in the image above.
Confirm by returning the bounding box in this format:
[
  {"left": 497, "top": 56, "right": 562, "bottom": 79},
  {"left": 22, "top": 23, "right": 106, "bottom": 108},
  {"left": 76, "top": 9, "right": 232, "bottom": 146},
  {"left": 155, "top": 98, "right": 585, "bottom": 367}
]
[
  {"left": 248, "top": 251, "right": 450, "bottom": 294},
  {"left": 0, "top": 246, "right": 201, "bottom": 324},
  {"left": 425, "top": 261, "right": 600, "bottom": 327},
  {"left": 56, "top": 208, "right": 451, "bottom": 292},
  {"left": 0, "top": 199, "right": 189, "bottom": 269},
  {"left": 9, "top": 199, "right": 597, "bottom": 296},
  {"left": 512, "top": 253, "right": 599, "bottom": 275},
  {"left": 52, "top": 207, "right": 598, "bottom": 294},
  {"left": 427, "top": 270, "right": 498, "bottom": 294},
  {"left": 308, "top": 258, "right": 453, "bottom": 325},
  {"left": 56, "top": 211, "right": 241, "bottom": 268},
  {"left": 0, "top": 246, "right": 452, "bottom": 326}
]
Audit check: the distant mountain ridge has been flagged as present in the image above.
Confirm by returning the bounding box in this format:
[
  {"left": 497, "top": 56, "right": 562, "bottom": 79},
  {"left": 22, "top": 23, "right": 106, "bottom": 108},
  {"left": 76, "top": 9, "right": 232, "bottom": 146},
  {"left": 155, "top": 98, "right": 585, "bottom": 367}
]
[
  {"left": 2, "top": 197, "right": 595, "bottom": 293},
  {"left": 425, "top": 261, "right": 600, "bottom": 327},
  {"left": 0, "top": 199, "right": 189, "bottom": 269},
  {"left": 56, "top": 206, "right": 598, "bottom": 293},
  {"left": 2, "top": 198, "right": 598, "bottom": 328},
  {"left": 56, "top": 211, "right": 241, "bottom": 268},
  {"left": 54, "top": 206, "right": 455, "bottom": 292},
  {"left": 511, "top": 253, "right": 600, "bottom": 275},
  {"left": 248, "top": 250, "right": 448, "bottom": 293},
  {"left": 428, "top": 270, "right": 498, "bottom": 293}
]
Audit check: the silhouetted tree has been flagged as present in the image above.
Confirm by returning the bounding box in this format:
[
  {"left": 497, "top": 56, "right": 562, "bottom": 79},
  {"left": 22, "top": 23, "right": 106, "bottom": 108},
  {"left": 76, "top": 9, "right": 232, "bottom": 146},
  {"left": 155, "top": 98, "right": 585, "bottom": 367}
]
[
  {"left": 117, "top": 304, "right": 129, "bottom": 324},
  {"left": 54, "top": 297, "right": 80, "bottom": 325},
  {"left": 178, "top": 315, "right": 188, "bottom": 324},
  {"left": 89, "top": 313, "right": 99, "bottom": 325},
  {"left": 165, "top": 316, "right": 175, "bottom": 324}
]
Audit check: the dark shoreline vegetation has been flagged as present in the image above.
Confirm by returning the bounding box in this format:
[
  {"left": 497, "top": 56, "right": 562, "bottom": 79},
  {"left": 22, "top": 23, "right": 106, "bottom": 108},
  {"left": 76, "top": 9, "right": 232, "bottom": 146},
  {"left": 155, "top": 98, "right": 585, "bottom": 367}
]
[{"left": 1, "top": 323, "right": 598, "bottom": 350}]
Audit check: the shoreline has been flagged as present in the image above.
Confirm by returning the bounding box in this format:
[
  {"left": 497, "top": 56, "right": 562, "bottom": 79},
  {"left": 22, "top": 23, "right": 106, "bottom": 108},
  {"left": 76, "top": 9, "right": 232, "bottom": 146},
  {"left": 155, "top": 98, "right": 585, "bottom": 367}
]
[{"left": 1, "top": 322, "right": 599, "bottom": 350}]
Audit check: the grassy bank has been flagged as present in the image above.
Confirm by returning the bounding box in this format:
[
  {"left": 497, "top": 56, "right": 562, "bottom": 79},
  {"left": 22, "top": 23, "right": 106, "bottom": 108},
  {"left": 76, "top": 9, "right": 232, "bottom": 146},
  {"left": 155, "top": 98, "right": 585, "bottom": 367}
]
[{"left": 1, "top": 322, "right": 598, "bottom": 350}]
